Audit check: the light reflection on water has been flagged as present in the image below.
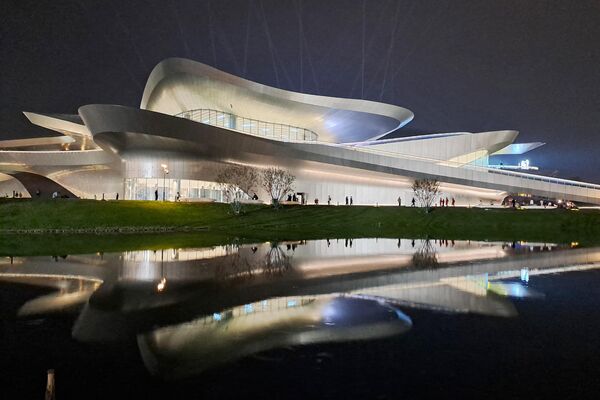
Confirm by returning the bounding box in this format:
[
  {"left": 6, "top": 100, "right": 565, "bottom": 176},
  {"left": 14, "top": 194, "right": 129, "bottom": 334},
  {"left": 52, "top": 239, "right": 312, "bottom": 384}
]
[{"left": 1, "top": 238, "right": 599, "bottom": 379}]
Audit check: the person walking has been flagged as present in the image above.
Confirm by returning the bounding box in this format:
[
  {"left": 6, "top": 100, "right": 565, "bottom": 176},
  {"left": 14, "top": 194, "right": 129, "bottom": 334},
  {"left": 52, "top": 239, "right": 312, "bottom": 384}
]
[
  {"left": 451, "top": 197, "right": 455, "bottom": 206},
  {"left": 445, "top": 197, "right": 449, "bottom": 207},
  {"left": 116, "top": 193, "right": 119, "bottom": 200},
  {"left": 350, "top": 196, "right": 353, "bottom": 205},
  {"left": 345, "top": 196, "right": 348, "bottom": 205},
  {"left": 397, "top": 196, "right": 402, "bottom": 206},
  {"left": 327, "top": 195, "right": 331, "bottom": 206},
  {"left": 155, "top": 189, "right": 159, "bottom": 201},
  {"left": 411, "top": 197, "right": 415, "bottom": 207}
]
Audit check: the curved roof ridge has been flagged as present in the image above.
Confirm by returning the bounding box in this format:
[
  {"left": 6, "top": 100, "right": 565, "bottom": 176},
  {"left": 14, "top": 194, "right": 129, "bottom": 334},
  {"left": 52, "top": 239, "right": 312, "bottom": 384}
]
[{"left": 140, "top": 58, "right": 414, "bottom": 143}]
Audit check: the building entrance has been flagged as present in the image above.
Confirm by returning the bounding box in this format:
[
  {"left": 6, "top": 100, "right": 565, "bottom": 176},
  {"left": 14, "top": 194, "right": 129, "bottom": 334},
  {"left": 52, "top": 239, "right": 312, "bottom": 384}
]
[{"left": 296, "top": 192, "right": 308, "bottom": 205}]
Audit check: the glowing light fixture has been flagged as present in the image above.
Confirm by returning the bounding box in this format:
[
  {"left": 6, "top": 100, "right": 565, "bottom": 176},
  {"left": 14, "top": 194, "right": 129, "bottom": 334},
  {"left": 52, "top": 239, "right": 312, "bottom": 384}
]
[{"left": 161, "top": 164, "right": 169, "bottom": 201}]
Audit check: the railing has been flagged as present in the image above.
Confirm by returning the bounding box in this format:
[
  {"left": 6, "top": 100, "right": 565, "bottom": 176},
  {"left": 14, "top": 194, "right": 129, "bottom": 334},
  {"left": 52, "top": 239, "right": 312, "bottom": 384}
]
[
  {"left": 486, "top": 168, "right": 600, "bottom": 190},
  {"left": 175, "top": 108, "right": 318, "bottom": 142},
  {"left": 339, "top": 143, "right": 600, "bottom": 192}
]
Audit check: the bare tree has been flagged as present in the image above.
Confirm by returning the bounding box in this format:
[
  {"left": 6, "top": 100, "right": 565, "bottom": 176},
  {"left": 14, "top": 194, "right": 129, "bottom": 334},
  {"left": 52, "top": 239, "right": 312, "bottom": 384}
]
[
  {"left": 215, "top": 164, "right": 260, "bottom": 214},
  {"left": 263, "top": 243, "right": 292, "bottom": 277},
  {"left": 260, "top": 167, "right": 295, "bottom": 207},
  {"left": 412, "top": 178, "right": 440, "bottom": 211},
  {"left": 411, "top": 239, "right": 439, "bottom": 269}
]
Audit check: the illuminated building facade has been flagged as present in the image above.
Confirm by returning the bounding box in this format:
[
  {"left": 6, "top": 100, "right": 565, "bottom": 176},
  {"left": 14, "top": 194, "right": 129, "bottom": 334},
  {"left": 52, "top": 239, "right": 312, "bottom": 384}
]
[{"left": 1, "top": 57, "right": 600, "bottom": 205}]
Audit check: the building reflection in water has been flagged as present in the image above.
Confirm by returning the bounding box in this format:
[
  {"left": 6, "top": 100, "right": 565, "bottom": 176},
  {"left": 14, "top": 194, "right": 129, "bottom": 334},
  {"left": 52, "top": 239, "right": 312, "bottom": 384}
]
[
  {"left": 1, "top": 238, "right": 599, "bottom": 379},
  {"left": 138, "top": 295, "right": 412, "bottom": 380}
]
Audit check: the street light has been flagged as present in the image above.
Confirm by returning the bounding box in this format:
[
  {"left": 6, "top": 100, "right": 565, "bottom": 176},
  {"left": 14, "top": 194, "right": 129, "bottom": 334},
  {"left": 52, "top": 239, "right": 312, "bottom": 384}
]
[{"left": 161, "top": 163, "right": 169, "bottom": 201}]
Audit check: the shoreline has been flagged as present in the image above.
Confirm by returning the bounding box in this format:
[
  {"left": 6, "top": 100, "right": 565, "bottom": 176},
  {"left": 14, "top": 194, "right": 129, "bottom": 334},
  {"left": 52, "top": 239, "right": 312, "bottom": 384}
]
[
  {"left": 0, "top": 226, "right": 209, "bottom": 235},
  {"left": 1, "top": 199, "right": 600, "bottom": 256}
]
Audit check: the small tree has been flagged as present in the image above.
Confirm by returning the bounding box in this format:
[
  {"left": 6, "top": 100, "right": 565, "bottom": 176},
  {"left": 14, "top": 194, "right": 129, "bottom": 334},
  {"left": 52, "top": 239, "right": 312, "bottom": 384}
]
[
  {"left": 263, "top": 243, "right": 292, "bottom": 277},
  {"left": 412, "top": 178, "right": 440, "bottom": 211},
  {"left": 261, "top": 167, "right": 295, "bottom": 208},
  {"left": 411, "top": 239, "right": 439, "bottom": 269},
  {"left": 215, "top": 164, "right": 259, "bottom": 215}
]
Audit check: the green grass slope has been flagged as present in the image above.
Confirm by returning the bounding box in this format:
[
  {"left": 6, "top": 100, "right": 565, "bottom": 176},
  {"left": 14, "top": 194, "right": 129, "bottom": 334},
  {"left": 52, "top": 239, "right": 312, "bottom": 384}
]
[{"left": 1, "top": 199, "right": 600, "bottom": 256}]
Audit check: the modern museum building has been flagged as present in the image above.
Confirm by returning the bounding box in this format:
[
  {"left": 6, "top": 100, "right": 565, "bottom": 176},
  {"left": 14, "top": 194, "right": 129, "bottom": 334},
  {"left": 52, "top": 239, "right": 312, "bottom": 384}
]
[{"left": 1, "top": 57, "right": 600, "bottom": 206}]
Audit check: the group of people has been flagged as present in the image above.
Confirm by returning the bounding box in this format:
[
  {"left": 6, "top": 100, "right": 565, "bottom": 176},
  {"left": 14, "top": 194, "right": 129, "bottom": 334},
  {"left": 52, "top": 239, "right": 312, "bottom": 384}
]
[
  {"left": 275, "top": 193, "right": 464, "bottom": 207},
  {"left": 288, "top": 194, "right": 354, "bottom": 205},
  {"left": 400, "top": 238, "right": 455, "bottom": 248},
  {"left": 5, "top": 188, "right": 76, "bottom": 199},
  {"left": 403, "top": 196, "right": 455, "bottom": 207},
  {"left": 507, "top": 197, "right": 559, "bottom": 208},
  {"left": 438, "top": 197, "right": 456, "bottom": 207},
  {"left": 4, "top": 190, "right": 41, "bottom": 198}
]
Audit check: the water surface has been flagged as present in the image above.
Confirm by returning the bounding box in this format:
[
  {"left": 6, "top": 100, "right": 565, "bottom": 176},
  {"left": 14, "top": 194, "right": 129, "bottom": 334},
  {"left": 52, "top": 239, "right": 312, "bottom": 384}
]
[{"left": 1, "top": 238, "right": 599, "bottom": 398}]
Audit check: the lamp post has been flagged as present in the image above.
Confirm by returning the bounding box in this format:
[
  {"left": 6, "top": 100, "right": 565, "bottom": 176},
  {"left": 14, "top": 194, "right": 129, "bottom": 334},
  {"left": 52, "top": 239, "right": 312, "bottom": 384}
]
[{"left": 161, "top": 163, "right": 169, "bottom": 201}]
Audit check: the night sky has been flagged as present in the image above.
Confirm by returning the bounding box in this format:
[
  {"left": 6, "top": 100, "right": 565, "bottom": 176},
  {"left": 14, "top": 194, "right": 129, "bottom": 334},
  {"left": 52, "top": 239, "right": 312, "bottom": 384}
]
[{"left": 2, "top": 0, "right": 599, "bottom": 181}]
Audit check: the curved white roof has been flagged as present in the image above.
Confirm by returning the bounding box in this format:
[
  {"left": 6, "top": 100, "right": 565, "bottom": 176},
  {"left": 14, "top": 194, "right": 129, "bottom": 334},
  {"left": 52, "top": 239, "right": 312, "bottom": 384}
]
[
  {"left": 358, "top": 130, "right": 520, "bottom": 162},
  {"left": 141, "top": 58, "right": 414, "bottom": 144}
]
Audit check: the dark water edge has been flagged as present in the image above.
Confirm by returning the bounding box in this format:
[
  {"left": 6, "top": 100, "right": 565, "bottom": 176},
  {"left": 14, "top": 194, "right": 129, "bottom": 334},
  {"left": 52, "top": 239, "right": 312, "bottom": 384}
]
[{"left": 2, "top": 270, "right": 600, "bottom": 400}]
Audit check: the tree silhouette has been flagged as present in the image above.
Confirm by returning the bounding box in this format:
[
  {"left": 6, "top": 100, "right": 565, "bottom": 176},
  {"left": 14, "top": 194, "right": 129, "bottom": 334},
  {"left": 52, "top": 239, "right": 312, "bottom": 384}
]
[
  {"left": 412, "top": 178, "right": 440, "bottom": 212},
  {"left": 260, "top": 167, "right": 295, "bottom": 208},
  {"left": 215, "top": 164, "right": 260, "bottom": 215}
]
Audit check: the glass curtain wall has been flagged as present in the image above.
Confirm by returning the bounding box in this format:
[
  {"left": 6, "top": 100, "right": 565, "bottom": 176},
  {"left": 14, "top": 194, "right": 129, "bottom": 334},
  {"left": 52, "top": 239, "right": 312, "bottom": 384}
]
[
  {"left": 176, "top": 109, "right": 317, "bottom": 142},
  {"left": 125, "top": 178, "right": 227, "bottom": 202}
]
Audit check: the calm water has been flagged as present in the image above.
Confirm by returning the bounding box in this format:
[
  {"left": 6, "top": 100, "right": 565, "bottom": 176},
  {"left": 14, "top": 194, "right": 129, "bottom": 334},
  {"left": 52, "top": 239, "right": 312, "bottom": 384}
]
[{"left": 1, "top": 238, "right": 600, "bottom": 399}]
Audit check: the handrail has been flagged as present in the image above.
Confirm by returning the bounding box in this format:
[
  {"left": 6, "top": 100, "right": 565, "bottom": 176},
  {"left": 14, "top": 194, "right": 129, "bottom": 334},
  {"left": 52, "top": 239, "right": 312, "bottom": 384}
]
[
  {"left": 337, "top": 143, "right": 600, "bottom": 191},
  {"left": 175, "top": 108, "right": 318, "bottom": 142}
]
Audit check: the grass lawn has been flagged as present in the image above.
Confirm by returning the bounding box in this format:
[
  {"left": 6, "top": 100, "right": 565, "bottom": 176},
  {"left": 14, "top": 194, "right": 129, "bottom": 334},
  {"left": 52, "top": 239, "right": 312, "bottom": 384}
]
[{"left": 1, "top": 198, "right": 599, "bottom": 255}]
